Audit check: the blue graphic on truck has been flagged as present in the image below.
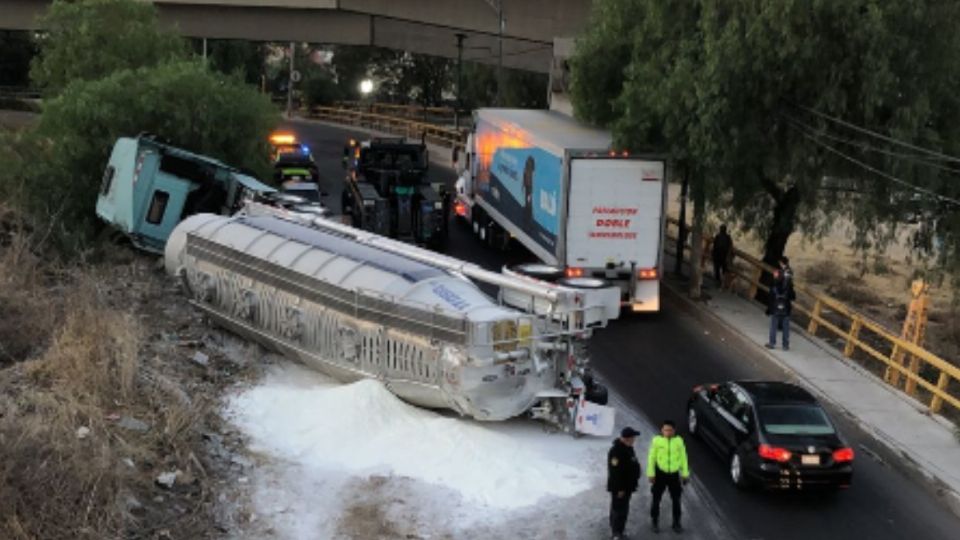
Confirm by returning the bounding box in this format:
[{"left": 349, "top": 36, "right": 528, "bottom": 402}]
[{"left": 483, "top": 146, "right": 561, "bottom": 254}]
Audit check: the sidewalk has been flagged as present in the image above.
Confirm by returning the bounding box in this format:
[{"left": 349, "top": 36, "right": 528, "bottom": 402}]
[{"left": 661, "top": 271, "right": 960, "bottom": 511}]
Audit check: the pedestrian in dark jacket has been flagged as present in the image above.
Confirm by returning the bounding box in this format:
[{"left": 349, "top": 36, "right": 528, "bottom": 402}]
[
  {"left": 766, "top": 256, "right": 796, "bottom": 350},
  {"left": 607, "top": 426, "right": 642, "bottom": 540},
  {"left": 712, "top": 225, "right": 733, "bottom": 287}
]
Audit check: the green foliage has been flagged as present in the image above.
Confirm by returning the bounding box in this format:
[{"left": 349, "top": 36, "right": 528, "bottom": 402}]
[
  {"left": 202, "top": 39, "right": 266, "bottom": 86},
  {"left": 30, "top": 0, "right": 186, "bottom": 96},
  {"left": 459, "top": 61, "right": 547, "bottom": 109},
  {"left": 569, "top": 0, "right": 642, "bottom": 126},
  {"left": 571, "top": 0, "right": 960, "bottom": 272},
  {"left": 302, "top": 70, "right": 342, "bottom": 108},
  {"left": 0, "top": 30, "right": 36, "bottom": 87},
  {"left": 17, "top": 61, "right": 277, "bottom": 249}
]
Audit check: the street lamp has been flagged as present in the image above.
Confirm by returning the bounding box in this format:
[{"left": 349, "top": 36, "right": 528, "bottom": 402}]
[{"left": 359, "top": 79, "right": 374, "bottom": 96}]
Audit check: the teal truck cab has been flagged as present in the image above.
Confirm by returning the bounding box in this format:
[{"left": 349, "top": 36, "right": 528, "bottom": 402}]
[{"left": 96, "top": 135, "right": 275, "bottom": 253}]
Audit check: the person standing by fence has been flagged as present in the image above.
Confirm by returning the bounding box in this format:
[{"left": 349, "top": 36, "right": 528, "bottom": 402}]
[
  {"left": 766, "top": 256, "right": 796, "bottom": 350},
  {"left": 712, "top": 225, "right": 733, "bottom": 288}
]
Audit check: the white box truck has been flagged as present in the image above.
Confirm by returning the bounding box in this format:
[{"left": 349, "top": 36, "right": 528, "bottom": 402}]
[{"left": 454, "top": 109, "right": 666, "bottom": 312}]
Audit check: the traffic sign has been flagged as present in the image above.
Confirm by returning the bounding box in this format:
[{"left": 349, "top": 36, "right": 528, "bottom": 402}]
[{"left": 290, "top": 70, "right": 302, "bottom": 83}]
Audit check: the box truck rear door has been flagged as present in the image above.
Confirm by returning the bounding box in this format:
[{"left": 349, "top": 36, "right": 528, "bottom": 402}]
[{"left": 565, "top": 159, "right": 664, "bottom": 270}]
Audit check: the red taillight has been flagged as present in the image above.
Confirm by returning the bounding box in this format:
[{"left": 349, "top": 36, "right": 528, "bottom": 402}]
[
  {"left": 621, "top": 150, "right": 629, "bottom": 157},
  {"left": 608, "top": 150, "right": 616, "bottom": 157},
  {"left": 692, "top": 384, "right": 703, "bottom": 393},
  {"left": 637, "top": 268, "right": 658, "bottom": 280},
  {"left": 833, "top": 447, "right": 854, "bottom": 463},
  {"left": 758, "top": 444, "right": 792, "bottom": 463},
  {"left": 565, "top": 267, "right": 584, "bottom": 278},
  {"left": 454, "top": 201, "right": 467, "bottom": 217}
]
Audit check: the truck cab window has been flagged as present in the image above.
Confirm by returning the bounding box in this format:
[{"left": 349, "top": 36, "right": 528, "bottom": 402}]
[
  {"left": 146, "top": 190, "right": 170, "bottom": 225},
  {"left": 100, "top": 166, "right": 116, "bottom": 195}
]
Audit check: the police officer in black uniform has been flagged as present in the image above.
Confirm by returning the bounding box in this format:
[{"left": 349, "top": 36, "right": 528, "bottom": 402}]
[{"left": 607, "top": 426, "right": 642, "bottom": 540}]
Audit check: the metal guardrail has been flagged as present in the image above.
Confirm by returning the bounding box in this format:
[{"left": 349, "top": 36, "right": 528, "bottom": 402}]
[
  {"left": 665, "top": 217, "right": 960, "bottom": 416},
  {"left": 334, "top": 101, "right": 464, "bottom": 126},
  {"left": 304, "top": 105, "right": 467, "bottom": 151}
]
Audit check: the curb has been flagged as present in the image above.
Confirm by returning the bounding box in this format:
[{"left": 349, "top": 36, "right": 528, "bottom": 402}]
[{"left": 660, "top": 278, "right": 960, "bottom": 520}]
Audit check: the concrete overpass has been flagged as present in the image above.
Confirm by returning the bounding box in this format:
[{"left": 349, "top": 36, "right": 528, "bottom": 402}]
[{"left": 1, "top": 0, "right": 591, "bottom": 72}]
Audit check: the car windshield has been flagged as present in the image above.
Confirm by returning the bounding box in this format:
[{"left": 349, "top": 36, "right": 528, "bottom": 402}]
[
  {"left": 276, "top": 152, "right": 313, "bottom": 166},
  {"left": 759, "top": 405, "right": 835, "bottom": 435}
]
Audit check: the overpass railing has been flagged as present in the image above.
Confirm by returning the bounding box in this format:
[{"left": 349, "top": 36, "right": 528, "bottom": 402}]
[
  {"left": 304, "top": 105, "right": 467, "bottom": 151},
  {"left": 665, "top": 217, "right": 960, "bottom": 418}
]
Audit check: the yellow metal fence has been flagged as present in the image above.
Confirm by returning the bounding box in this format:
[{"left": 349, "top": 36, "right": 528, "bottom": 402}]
[
  {"left": 304, "top": 106, "right": 466, "bottom": 151},
  {"left": 665, "top": 217, "right": 960, "bottom": 417}
]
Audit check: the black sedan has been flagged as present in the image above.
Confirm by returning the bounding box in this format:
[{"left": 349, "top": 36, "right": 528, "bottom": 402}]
[{"left": 686, "top": 381, "right": 854, "bottom": 490}]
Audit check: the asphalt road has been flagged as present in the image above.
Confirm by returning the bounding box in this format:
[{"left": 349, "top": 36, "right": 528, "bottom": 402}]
[{"left": 285, "top": 118, "right": 960, "bottom": 540}]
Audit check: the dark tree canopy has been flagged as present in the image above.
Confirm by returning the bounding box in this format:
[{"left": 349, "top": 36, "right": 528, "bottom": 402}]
[{"left": 572, "top": 0, "right": 960, "bottom": 275}]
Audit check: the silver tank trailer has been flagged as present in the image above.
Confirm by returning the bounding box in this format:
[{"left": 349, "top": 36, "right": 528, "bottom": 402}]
[{"left": 165, "top": 213, "right": 592, "bottom": 424}]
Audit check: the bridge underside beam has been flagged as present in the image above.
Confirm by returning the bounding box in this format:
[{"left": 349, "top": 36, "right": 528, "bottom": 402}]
[{"left": 0, "top": 0, "right": 558, "bottom": 72}]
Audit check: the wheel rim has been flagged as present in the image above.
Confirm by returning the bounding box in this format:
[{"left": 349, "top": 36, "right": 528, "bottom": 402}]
[
  {"left": 730, "top": 454, "right": 741, "bottom": 484},
  {"left": 688, "top": 408, "right": 697, "bottom": 433}
]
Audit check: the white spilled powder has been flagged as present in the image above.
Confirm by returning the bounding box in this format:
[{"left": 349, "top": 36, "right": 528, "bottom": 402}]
[{"left": 225, "top": 364, "right": 605, "bottom": 511}]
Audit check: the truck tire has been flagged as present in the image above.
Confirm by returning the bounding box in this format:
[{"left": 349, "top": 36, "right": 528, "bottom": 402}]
[
  {"left": 510, "top": 263, "right": 564, "bottom": 282},
  {"left": 557, "top": 277, "right": 610, "bottom": 289}
]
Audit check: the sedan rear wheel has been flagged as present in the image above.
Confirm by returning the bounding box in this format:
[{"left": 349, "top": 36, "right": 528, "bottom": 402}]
[
  {"left": 687, "top": 407, "right": 698, "bottom": 436},
  {"left": 730, "top": 452, "right": 748, "bottom": 489}
]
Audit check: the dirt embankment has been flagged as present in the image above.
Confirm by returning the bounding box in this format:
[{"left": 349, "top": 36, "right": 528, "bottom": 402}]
[{"left": 0, "top": 208, "right": 258, "bottom": 539}]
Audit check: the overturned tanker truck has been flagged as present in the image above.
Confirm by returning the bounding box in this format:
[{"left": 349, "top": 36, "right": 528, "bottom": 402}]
[{"left": 165, "top": 204, "right": 621, "bottom": 435}]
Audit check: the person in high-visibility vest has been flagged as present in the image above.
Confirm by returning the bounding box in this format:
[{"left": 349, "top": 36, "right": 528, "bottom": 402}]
[{"left": 646, "top": 420, "right": 690, "bottom": 533}]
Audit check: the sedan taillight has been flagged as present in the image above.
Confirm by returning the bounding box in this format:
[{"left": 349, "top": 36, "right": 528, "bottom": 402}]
[
  {"left": 758, "top": 444, "right": 792, "bottom": 463},
  {"left": 833, "top": 447, "right": 855, "bottom": 463}
]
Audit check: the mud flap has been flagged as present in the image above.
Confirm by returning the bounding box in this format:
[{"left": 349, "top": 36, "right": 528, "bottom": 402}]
[{"left": 574, "top": 394, "right": 616, "bottom": 436}]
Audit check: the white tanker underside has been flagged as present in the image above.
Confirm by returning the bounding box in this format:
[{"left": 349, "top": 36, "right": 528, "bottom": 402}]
[{"left": 165, "top": 212, "right": 617, "bottom": 433}]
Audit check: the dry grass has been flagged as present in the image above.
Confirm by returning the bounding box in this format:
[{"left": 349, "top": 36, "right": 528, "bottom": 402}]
[
  {"left": 0, "top": 219, "right": 57, "bottom": 365},
  {"left": 0, "top": 221, "right": 212, "bottom": 539}
]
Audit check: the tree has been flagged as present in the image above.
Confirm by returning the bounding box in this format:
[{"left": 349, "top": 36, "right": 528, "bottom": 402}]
[
  {"left": 571, "top": 0, "right": 960, "bottom": 287},
  {"left": 201, "top": 39, "right": 267, "bottom": 86},
  {"left": 302, "top": 70, "right": 342, "bottom": 108},
  {"left": 460, "top": 61, "right": 548, "bottom": 109},
  {"left": 398, "top": 54, "right": 451, "bottom": 107},
  {"left": 24, "top": 61, "right": 277, "bottom": 248},
  {"left": 30, "top": 0, "right": 186, "bottom": 96}
]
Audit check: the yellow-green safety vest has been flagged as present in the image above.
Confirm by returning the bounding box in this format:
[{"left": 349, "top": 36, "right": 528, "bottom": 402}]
[{"left": 646, "top": 435, "right": 690, "bottom": 478}]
